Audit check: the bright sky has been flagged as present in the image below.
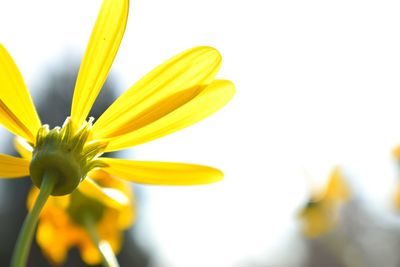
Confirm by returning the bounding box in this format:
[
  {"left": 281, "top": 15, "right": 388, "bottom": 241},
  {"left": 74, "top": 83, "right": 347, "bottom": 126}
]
[{"left": 2, "top": 0, "right": 400, "bottom": 266}]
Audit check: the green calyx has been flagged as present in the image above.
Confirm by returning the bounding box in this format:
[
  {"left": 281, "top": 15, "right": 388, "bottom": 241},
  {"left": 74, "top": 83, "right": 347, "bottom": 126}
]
[
  {"left": 30, "top": 118, "right": 107, "bottom": 196},
  {"left": 67, "top": 190, "right": 105, "bottom": 226}
]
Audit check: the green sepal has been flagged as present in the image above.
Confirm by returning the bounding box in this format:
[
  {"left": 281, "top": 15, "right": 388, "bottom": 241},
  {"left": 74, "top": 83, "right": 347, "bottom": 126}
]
[{"left": 30, "top": 118, "right": 107, "bottom": 196}]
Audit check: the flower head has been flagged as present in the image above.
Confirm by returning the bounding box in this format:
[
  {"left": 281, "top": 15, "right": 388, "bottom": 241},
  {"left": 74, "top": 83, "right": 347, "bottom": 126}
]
[
  {"left": 0, "top": 0, "right": 235, "bottom": 199},
  {"left": 27, "top": 171, "right": 134, "bottom": 265},
  {"left": 298, "top": 167, "right": 350, "bottom": 238}
]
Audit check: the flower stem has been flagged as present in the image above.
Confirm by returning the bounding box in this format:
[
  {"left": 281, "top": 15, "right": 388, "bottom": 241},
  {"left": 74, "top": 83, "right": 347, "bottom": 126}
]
[
  {"left": 84, "top": 214, "right": 120, "bottom": 267},
  {"left": 11, "top": 170, "right": 56, "bottom": 267}
]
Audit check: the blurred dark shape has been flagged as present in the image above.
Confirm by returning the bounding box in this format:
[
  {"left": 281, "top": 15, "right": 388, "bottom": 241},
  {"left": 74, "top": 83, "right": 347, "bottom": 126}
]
[
  {"left": 303, "top": 238, "right": 345, "bottom": 267},
  {"left": 302, "top": 198, "right": 400, "bottom": 267},
  {"left": 0, "top": 56, "right": 151, "bottom": 267},
  {"left": 34, "top": 59, "right": 114, "bottom": 128}
]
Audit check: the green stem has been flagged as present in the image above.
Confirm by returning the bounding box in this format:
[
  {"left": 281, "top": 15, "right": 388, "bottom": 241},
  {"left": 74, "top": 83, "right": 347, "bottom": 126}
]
[
  {"left": 11, "top": 170, "right": 56, "bottom": 267},
  {"left": 83, "top": 214, "right": 120, "bottom": 267}
]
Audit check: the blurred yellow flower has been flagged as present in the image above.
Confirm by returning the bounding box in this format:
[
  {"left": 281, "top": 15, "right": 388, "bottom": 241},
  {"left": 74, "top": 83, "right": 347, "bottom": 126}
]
[
  {"left": 393, "top": 185, "right": 400, "bottom": 211},
  {"left": 298, "top": 167, "right": 350, "bottom": 238},
  {"left": 0, "top": 0, "right": 235, "bottom": 199},
  {"left": 392, "top": 146, "right": 400, "bottom": 159},
  {"left": 27, "top": 170, "right": 134, "bottom": 265},
  {"left": 391, "top": 147, "right": 400, "bottom": 210}
]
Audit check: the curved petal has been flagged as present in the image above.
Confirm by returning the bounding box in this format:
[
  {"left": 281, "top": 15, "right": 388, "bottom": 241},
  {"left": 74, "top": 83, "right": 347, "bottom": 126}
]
[
  {"left": 78, "top": 177, "right": 129, "bottom": 209},
  {"left": 103, "top": 79, "right": 235, "bottom": 151},
  {"left": 92, "top": 46, "right": 222, "bottom": 139},
  {"left": 37, "top": 221, "right": 70, "bottom": 264},
  {"left": 0, "top": 153, "right": 30, "bottom": 178},
  {"left": 71, "top": 0, "right": 129, "bottom": 128},
  {"left": 0, "top": 44, "right": 41, "bottom": 143},
  {"left": 100, "top": 158, "right": 224, "bottom": 185},
  {"left": 14, "top": 137, "right": 33, "bottom": 159},
  {"left": 80, "top": 241, "right": 103, "bottom": 266}
]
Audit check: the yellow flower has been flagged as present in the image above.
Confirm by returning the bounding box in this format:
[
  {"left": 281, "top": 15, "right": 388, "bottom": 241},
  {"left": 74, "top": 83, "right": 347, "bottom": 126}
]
[
  {"left": 27, "top": 170, "right": 134, "bottom": 265},
  {"left": 298, "top": 167, "right": 350, "bottom": 238},
  {"left": 0, "top": 0, "right": 235, "bottom": 200}
]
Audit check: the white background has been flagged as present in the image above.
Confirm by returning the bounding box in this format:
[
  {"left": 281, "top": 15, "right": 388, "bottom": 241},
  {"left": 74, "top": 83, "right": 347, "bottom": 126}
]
[{"left": 2, "top": 0, "right": 400, "bottom": 266}]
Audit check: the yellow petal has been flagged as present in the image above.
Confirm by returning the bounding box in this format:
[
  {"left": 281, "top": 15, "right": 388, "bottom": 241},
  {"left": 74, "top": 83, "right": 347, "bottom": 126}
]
[
  {"left": 0, "top": 153, "right": 30, "bottom": 178},
  {"left": 92, "top": 46, "right": 222, "bottom": 139},
  {"left": 100, "top": 158, "right": 224, "bottom": 185},
  {"left": 299, "top": 203, "right": 335, "bottom": 238},
  {"left": 37, "top": 221, "right": 69, "bottom": 265},
  {"left": 80, "top": 242, "right": 102, "bottom": 266},
  {"left": 118, "top": 202, "right": 135, "bottom": 229},
  {"left": 89, "top": 170, "right": 135, "bottom": 227},
  {"left": 14, "top": 137, "right": 33, "bottom": 159},
  {"left": 324, "top": 167, "right": 350, "bottom": 202},
  {"left": 0, "top": 44, "right": 41, "bottom": 142},
  {"left": 71, "top": 0, "right": 129, "bottom": 128},
  {"left": 78, "top": 177, "right": 129, "bottom": 209},
  {"left": 104, "top": 79, "right": 235, "bottom": 151},
  {"left": 393, "top": 145, "right": 400, "bottom": 158}
]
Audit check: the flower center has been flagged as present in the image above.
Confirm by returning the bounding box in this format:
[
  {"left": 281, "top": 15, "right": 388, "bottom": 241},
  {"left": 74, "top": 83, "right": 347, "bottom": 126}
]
[{"left": 30, "top": 118, "right": 107, "bottom": 196}]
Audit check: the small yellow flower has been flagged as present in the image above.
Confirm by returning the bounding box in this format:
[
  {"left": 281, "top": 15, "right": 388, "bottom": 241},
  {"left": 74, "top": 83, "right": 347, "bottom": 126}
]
[
  {"left": 298, "top": 167, "right": 350, "bottom": 238},
  {"left": 27, "top": 170, "right": 134, "bottom": 265},
  {"left": 27, "top": 171, "right": 135, "bottom": 265},
  {"left": 0, "top": 0, "right": 235, "bottom": 200}
]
